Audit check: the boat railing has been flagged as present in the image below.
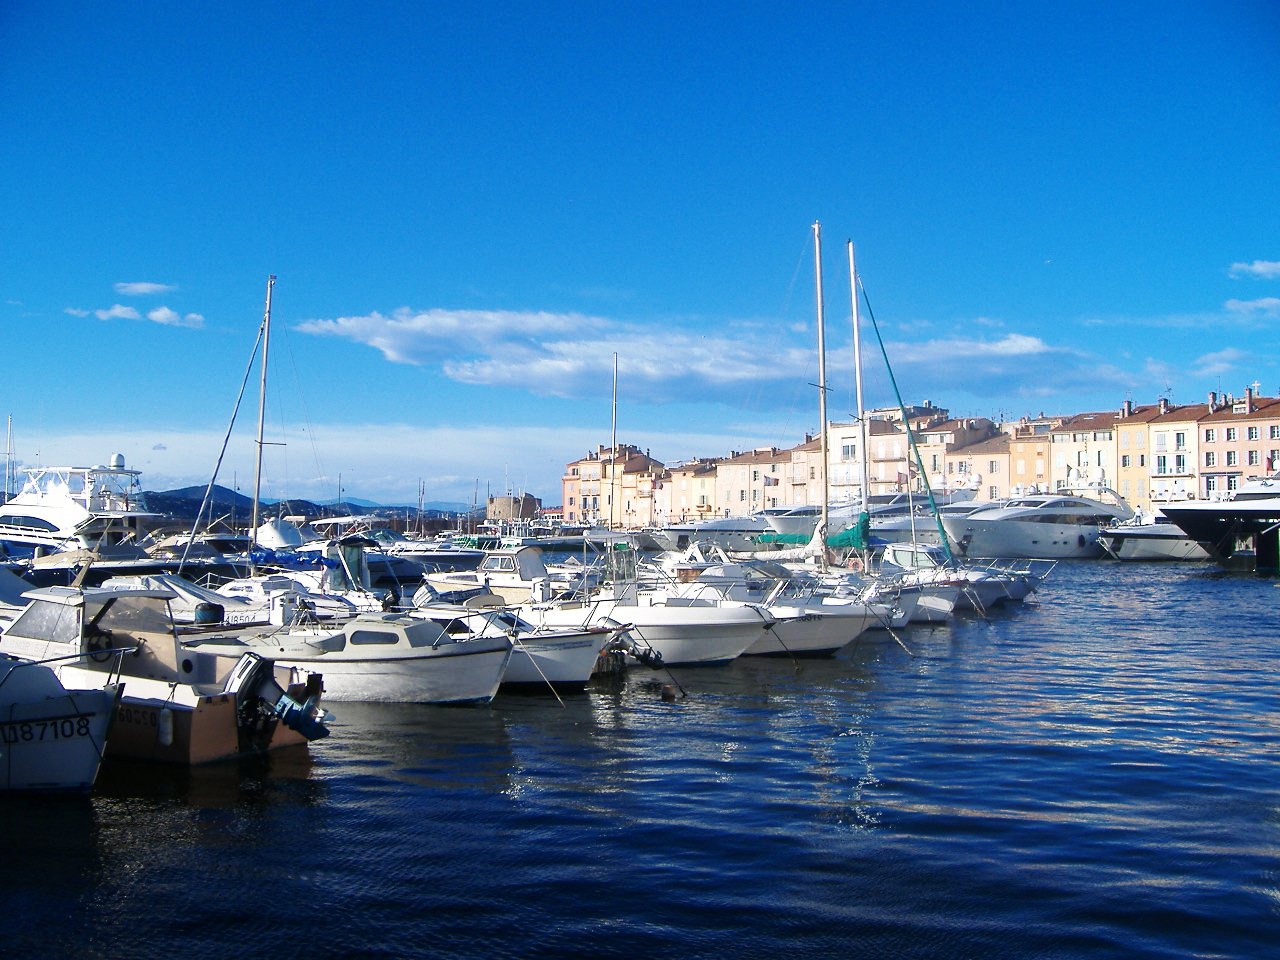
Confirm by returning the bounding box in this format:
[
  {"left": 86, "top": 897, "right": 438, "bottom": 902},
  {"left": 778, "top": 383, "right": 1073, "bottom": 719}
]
[{"left": 2, "top": 645, "right": 139, "bottom": 687}]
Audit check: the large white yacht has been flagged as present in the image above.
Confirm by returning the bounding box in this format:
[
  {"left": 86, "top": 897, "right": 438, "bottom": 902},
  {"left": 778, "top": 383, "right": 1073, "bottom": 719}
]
[
  {"left": 940, "top": 487, "right": 1134, "bottom": 559},
  {"left": 0, "top": 454, "right": 159, "bottom": 559}
]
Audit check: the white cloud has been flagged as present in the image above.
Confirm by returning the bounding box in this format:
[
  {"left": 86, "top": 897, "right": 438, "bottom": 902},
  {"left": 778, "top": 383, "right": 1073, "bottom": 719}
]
[
  {"left": 1228, "top": 260, "right": 1280, "bottom": 280},
  {"left": 147, "top": 306, "right": 205, "bottom": 328},
  {"left": 1224, "top": 297, "right": 1280, "bottom": 316},
  {"left": 114, "top": 281, "right": 176, "bottom": 296},
  {"left": 64, "top": 307, "right": 90, "bottom": 317},
  {"left": 94, "top": 304, "right": 141, "bottom": 321},
  {"left": 1191, "top": 348, "right": 1245, "bottom": 377},
  {"left": 296, "top": 307, "right": 815, "bottom": 401}
]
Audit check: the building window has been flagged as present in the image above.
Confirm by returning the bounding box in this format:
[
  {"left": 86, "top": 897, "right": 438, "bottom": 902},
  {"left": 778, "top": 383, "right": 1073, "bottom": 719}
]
[
  {"left": 1156, "top": 455, "right": 1168, "bottom": 475},
  {"left": 1226, "top": 427, "right": 1237, "bottom": 441},
  {"left": 1206, "top": 476, "right": 1218, "bottom": 495},
  {"left": 1175, "top": 454, "right": 1186, "bottom": 473},
  {"left": 1248, "top": 426, "right": 1260, "bottom": 441},
  {"left": 1139, "top": 455, "right": 1146, "bottom": 467},
  {"left": 988, "top": 460, "right": 998, "bottom": 474},
  {"left": 1121, "top": 454, "right": 1131, "bottom": 468},
  {"left": 841, "top": 443, "right": 856, "bottom": 460},
  {"left": 1205, "top": 451, "right": 1216, "bottom": 467},
  {"left": 1205, "top": 428, "right": 1216, "bottom": 442},
  {"left": 1226, "top": 451, "right": 1238, "bottom": 466},
  {"left": 1248, "top": 450, "right": 1261, "bottom": 466},
  {"left": 1270, "top": 426, "right": 1280, "bottom": 440},
  {"left": 988, "top": 486, "right": 999, "bottom": 500},
  {"left": 1174, "top": 432, "right": 1186, "bottom": 450},
  {"left": 1227, "top": 475, "right": 1239, "bottom": 492}
]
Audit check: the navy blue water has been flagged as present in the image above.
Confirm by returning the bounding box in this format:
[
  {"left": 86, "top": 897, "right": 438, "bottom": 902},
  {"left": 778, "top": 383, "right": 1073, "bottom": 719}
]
[{"left": 3, "top": 562, "right": 1277, "bottom": 959}]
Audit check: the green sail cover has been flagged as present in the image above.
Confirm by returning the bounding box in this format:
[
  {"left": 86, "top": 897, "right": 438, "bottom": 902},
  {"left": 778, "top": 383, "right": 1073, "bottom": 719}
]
[{"left": 754, "top": 513, "right": 870, "bottom": 549}]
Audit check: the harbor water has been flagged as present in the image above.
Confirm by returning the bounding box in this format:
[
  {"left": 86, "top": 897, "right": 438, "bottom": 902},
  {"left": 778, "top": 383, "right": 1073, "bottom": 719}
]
[{"left": 3, "top": 561, "right": 1276, "bottom": 959}]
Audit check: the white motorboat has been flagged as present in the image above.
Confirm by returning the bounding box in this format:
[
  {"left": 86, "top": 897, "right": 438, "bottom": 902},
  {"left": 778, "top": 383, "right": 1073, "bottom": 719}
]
[
  {"left": 519, "top": 582, "right": 772, "bottom": 668},
  {"left": 0, "top": 583, "right": 329, "bottom": 765},
  {"left": 0, "top": 653, "right": 121, "bottom": 793},
  {"left": 875, "top": 541, "right": 1052, "bottom": 611},
  {"left": 186, "top": 612, "right": 513, "bottom": 704},
  {"left": 648, "top": 513, "right": 774, "bottom": 553},
  {"left": 646, "top": 555, "right": 883, "bottom": 655},
  {"left": 422, "top": 545, "right": 598, "bottom": 605},
  {"left": 102, "top": 573, "right": 357, "bottom": 626},
  {"left": 409, "top": 601, "right": 619, "bottom": 691},
  {"left": 940, "top": 488, "right": 1134, "bottom": 559},
  {"left": 1097, "top": 510, "right": 1211, "bottom": 561}
]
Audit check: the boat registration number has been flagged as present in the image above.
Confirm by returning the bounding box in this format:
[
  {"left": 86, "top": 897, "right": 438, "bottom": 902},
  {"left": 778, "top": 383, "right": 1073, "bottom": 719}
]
[{"left": 0, "top": 716, "right": 94, "bottom": 744}]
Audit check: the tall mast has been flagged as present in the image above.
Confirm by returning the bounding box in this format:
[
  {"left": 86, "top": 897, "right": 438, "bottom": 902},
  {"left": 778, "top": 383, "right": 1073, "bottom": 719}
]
[
  {"left": 4, "top": 415, "right": 12, "bottom": 501},
  {"left": 847, "top": 241, "right": 870, "bottom": 507},
  {"left": 813, "top": 222, "right": 829, "bottom": 562},
  {"left": 249, "top": 274, "right": 276, "bottom": 569},
  {"left": 609, "top": 351, "right": 618, "bottom": 530}
]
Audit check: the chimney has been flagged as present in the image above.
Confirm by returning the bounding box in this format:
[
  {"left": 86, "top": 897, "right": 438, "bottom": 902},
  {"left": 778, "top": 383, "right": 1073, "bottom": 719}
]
[
  {"left": 1207, "top": 391, "right": 1217, "bottom": 413},
  {"left": 1246, "top": 386, "right": 1255, "bottom": 411},
  {"left": 1121, "top": 399, "right": 1133, "bottom": 417},
  {"left": 1158, "top": 398, "right": 1170, "bottom": 415}
]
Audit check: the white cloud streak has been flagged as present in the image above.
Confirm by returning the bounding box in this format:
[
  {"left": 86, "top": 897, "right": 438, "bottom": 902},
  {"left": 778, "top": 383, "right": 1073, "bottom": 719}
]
[
  {"left": 114, "top": 281, "right": 176, "bottom": 296},
  {"left": 95, "top": 304, "right": 141, "bottom": 320},
  {"left": 1228, "top": 260, "right": 1280, "bottom": 280},
  {"left": 147, "top": 306, "right": 205, "bottom": 328},
  {"left": 1224, "top": 297, "right": 1280, "bottom": 316}
]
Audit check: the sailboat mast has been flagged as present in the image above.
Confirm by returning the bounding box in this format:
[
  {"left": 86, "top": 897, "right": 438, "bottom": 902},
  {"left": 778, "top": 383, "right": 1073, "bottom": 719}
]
[
  {"left": 847, "top": 241, "right": 871, "bottom": 506},
  {"left": 609, "top": 351, "right": 618, "bottom": 530},
  {"left": 249, "top": 274, "right": 276, "bottom": 566},
  {"left": 812, "top": 222, "right": 830, "bottom": 558}
]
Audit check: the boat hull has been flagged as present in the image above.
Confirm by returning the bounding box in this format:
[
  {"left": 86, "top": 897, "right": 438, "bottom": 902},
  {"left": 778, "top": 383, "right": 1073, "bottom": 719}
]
[
  {"left": 503, "top": 630, "right": 612, "bottom": 689},
  {"left": 1098, "top": 528, "right": 1210, "bottom": 561},
  {"left": 275, "top": 642, "right": 512, "bottom": 704},
  {"left": 943, "top": 517, "right": 1107, "bottom": 559},
  {"left": 0, "top": 685, "right": 120, "bottom": 792}
]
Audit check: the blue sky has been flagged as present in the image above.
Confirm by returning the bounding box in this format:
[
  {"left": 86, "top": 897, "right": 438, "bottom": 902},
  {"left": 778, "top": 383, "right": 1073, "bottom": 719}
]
[{"left": 3, "top": 2, "right": 1278, "bottom": 507}]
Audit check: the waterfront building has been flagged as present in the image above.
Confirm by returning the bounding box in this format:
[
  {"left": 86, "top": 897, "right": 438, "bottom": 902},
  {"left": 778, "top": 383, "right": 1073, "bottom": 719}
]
[
  {"left": 715, "top": 447, "right": 790, "bottom": 517},
  {"left": 561, "top": 384, "right": 1280, "bottom": 529},
  {"left": 1148, "top": 398, "right": 1208, "bottom": 506},
  {"left": 949, "top": 432, "right": 1011, "bottom": 501},
  {"left": 1198, "top": 388, "right": 1280, "bottom": 498},
  {"left": 1114, "top": 401, "right": 1164, "bottom": 512},
  {"left": 1050, "top": 412, "right": 1122, "bottom": 491},
  {"left": 654, "top": 458, "right": 719, "bottom": 525}
]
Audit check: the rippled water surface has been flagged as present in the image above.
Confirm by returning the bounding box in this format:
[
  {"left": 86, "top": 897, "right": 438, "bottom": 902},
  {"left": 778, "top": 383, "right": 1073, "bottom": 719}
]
[{"left": 3, "top": 562, "right": 1277, "bottom": 959}]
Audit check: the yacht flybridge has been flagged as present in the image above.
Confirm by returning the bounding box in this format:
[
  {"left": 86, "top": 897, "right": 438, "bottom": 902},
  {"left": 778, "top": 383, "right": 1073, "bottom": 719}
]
[{"left": 0, "top": 455, "right": 160, "bottom": 559}]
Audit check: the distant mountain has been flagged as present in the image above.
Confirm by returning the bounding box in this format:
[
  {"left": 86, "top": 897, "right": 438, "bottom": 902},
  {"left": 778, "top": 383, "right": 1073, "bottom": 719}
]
[{"left": 140, "top": 484, "right": 471, "bottom": 527}]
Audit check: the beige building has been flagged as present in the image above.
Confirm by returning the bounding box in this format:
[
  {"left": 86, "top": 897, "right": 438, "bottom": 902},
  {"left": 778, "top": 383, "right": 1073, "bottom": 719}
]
[
  {"left": 654, "top": 459, "right": 719, "bottom": 524},
  {"left": 1198, "top": 389, "right": 1280, "bottom": 498},
  {"left": 1113, "top": 402, "right": 1163, "bottom": 511},
  {"left": 1049, "top": 412, "right": 1121, "bottom": 491},
  {"left": 561, "top": 444, "right": 664, "bottom": 527},
  {"left": 948, "top": 432, "right": 1011, "bottom": 500},
  {"left": 560, "top": 386, "right": 1280, "bottom": 527},
  {"left": 915, "top": 417, "right": 999, "bottom": 493},
  {"left": 1005, "top": 421, "right": 1056, "bottom": 494},
  {"left": 714, "top": 447, "right": 790, "bottom": 517}
]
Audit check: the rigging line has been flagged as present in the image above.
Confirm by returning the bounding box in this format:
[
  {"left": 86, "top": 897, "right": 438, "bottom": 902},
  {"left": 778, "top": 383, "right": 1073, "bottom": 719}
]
[
  {"left": 178, "top": 321, "right": 266, "bottom": 574},
  {"left": 857, "top": 277, "right": 955, "bottom": 564}
]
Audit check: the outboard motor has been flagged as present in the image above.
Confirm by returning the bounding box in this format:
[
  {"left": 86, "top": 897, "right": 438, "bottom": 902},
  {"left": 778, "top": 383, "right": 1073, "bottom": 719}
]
[{"left": 223, "top": 653, "right": 330, "bottom": 745}]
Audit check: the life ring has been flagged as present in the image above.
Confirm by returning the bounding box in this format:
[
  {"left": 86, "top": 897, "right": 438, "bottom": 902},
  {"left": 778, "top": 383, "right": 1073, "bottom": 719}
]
[{"left": 846, "top": 556, "right": 864, "bottom": 573}]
